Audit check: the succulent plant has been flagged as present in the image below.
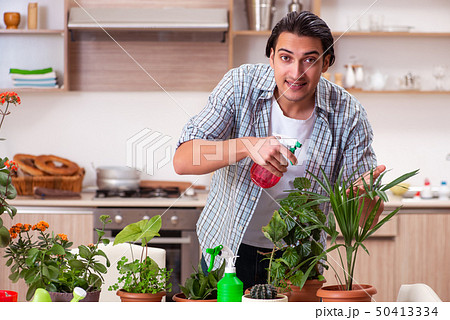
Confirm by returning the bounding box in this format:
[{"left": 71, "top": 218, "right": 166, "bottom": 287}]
[{"left": 250, "top": 284, "right": 278, "bottom": 299}]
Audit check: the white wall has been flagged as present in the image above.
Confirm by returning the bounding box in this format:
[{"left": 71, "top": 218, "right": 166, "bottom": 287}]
[
  {"left": 1, "top": 89, "right": 449, "bottom": 189},
  {"left": 1, "top": 0, "right": 449, "bottom": 189}
]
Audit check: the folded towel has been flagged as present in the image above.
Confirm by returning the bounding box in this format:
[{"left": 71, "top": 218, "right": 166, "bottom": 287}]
[
  {"left": 9, "top": 67, "right": 53, "bottom": 75},
  {"left": 13, "top": 80, "right": 57, "bottom": 86},
  {"left": 13, "top": 77, "right": 57, "bottom": 82},
  {"left": 13, "top": 83, "right": 59, "bottom": 88},
  {"left": 11, "top": 72, "right": 57, "bottom": 80}
]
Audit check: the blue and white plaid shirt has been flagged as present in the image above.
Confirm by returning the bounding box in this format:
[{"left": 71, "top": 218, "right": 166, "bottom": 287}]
[{"left": 177, "top": 64, "right": 376, "bottom": 268}]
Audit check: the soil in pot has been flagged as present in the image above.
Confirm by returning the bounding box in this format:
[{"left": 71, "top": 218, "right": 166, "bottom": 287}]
[
  {"left": 116, "top": 289, "right": 166, "bottom": 302},
  {"left": 316, "top": 284, "right": 377, "bottom": 302},
  {"left": 49, "top": 290, "right": 101, "bottom": 302},
  {"left": 172, "top": 292, "right": 217, "bottom": 302}
]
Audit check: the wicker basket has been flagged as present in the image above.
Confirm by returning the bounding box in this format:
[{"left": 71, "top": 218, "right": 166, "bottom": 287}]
[{"left": 12, "top": 168, "right": 85, "bottom": 196}]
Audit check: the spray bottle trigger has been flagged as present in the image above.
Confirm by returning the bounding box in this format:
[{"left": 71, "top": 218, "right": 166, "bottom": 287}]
[{"left": 206, "top": 245, "right": 223, "bottom": 272}]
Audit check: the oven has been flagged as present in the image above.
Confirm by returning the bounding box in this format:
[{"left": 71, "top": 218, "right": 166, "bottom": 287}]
[{"left": 93, "top": 206, "right": 201, "bottom": 301}]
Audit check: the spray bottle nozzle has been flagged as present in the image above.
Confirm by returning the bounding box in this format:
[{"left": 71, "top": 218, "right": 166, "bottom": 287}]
[
  {"left": 206, "top": 245, "right": 223, "bottom": 272},
  {"left": 206, "top": 245, "right": 238, "bottom": 274}
]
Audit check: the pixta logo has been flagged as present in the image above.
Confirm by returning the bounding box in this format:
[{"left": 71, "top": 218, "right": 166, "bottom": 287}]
[{"left": 126, "top": 128, "right": 172, "bottom": 175}]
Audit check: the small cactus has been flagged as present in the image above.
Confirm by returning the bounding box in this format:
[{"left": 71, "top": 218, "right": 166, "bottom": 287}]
[{"left": 250, "top": 284, "right": 277, "bottom": 299}]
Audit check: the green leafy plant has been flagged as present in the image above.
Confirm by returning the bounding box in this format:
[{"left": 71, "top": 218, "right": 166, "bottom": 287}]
[
  {"left": 262, "top": 177, "right": 326, "bottom": 291},
  {"left": 0, "top": 158, "right": 18, "bottom": 248},
  {"left": 0, "top": 91, "right": 21, "bottom": 248},
  {"left": 108, "top": 215, "right": 172, "bottom": 294},
  {"left": 4, "top": 215, "right": 111, "bottom": 300},
  {"left": 300, "top": 167, "right": 419, "bottom": 291},
  {"left": 179, "top": 260, "right": 225, "bottom": 300}
]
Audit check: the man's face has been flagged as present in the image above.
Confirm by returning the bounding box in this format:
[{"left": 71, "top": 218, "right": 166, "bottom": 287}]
[{"left": 270, "top": 32, "right": 330, "bottom": 108}]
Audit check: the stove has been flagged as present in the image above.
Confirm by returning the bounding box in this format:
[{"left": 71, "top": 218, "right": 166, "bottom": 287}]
[{"left": 95, "top": 186, "right": 181, "bottom": 199}]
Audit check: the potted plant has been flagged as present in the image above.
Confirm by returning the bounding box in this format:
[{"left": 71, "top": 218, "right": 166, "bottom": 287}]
[
  {"left": 242, "top": 284, "right": 288, "bottom": 302},
  {"left": 300, "top": 167, "right": 419, "bottom": 302},
  {"left": 108, "top": 215, "right": 172, "bottom": 302},
  {"left": 261, "top": 177, "right": 327, "bottom": 302},
  {"left": 0, "top": 91, "right": 21, "bottom": 248},
  {"left": 4, "top": 215, "right": 111, "bottom": 301},
  {"left": 172, "top": 260, "right": 225, "bottom": 302}
]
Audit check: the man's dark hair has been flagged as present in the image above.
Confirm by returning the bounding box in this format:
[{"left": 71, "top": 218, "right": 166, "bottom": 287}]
[{"left": 266, "top": 11, "right": 335, "bottom": 66}]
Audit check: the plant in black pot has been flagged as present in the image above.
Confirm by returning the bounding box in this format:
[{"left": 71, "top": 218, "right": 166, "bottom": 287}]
[
  {"left": 261, "top": 177, "right": 327, "bottom": 301},
  {"left": 300, "top": 167, "right": 419, "bottom": 302}
]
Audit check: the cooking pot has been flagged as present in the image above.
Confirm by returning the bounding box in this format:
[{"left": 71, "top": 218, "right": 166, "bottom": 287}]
[{"left": 96, "top": 166, "right": 140, "bottom": 190}]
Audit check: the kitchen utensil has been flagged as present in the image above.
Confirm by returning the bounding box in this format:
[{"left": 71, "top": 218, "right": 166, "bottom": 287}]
[
  {"left": 4, "top": 12, "right": 20, "bottom": 29},
  {"left": 432, "top": 65, "right": 447, "bottom": 91},
  {"left": 96, "top": 166, "right": 140, "bottom": 191},
  {"left": 96, "top": 166, "right": 139, "bottom": 180},
  {"left": 28, "top": 3, "right": 38, "bottom": 29},
  {"left": 96, "top": 178, "right": 140, "bottom": 191},
  {"left": 369, "top": 71, "right": 388, "bottom": 90},
  {"left": 344, "top": 64, "right": 356, "bottom": 88},
  {"left": 288, "top": 0, "right": 302, "bottom": 13},
  {"left": 245, "top": 0, "right": 276, "bottom": 31},
  {"left": 398, "top": 72, "right": 420, "bottom": 90}
]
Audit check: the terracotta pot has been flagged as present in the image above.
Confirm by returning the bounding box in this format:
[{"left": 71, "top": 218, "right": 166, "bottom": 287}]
[
  {"left": 288, "top": 279, "right": 326, "bottom": 302},
  {"left": 116, "top": 289, "right": 165, "bottom": 302},
  {"left": 242, "top": 293, "right": 288, "bottom": 302},
  {"left": 316, "top": 284, "right": 377, "bottom": 302},
  {"left": 4, "top": 12, "right": 21, "bottom": 29},
  {"left": 172, "top": 292, "right": 217, "bottom": 302},
  {"left": 49, "top": 290, "right": 101, "bottom": 302}
]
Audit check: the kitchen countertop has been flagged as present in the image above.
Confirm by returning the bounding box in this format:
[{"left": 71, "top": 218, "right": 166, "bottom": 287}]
[
  {"left": 9, "top": 192, "right": 450, "bottom": 210},
  {"left": 9, "top": 191, "right": 209, "bottom": 208}
]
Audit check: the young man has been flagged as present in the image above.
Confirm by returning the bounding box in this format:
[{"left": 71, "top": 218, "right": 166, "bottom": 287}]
[{"left": 173, "top": 11, "right": 384, "bottom": 289}]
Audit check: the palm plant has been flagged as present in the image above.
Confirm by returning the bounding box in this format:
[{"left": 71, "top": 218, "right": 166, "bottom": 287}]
[{"left": 299, "top": 166, "right": 418, "bottom": 290}]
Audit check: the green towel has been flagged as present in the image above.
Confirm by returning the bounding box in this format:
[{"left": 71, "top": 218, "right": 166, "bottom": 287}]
[{"left": 9, "top": 67, "right": 53, "bottom": 75}]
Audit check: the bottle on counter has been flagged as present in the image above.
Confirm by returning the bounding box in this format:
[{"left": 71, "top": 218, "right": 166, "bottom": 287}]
[
  {"left": 439, "top": 181, "right": 449, "bottom": 200},
  {"left": 421, "top": 178, "right": 433, "bottom": 199},
  {"left": 206, "top": 245, "right": 243, "bottom": 302}
]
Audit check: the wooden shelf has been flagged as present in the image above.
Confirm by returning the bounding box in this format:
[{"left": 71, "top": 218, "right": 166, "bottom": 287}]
[
  {"left": 0, "top": 87, "right": 65, "bottom": 92},
  {"left": 332, "top": 31, "right": 450, "bottom": 38},
  {"left": 232, "top": 30, "right": 271, "bottom": 37},
  {"left": 0, "top": 29, "right": 64, "bottom": 35}
]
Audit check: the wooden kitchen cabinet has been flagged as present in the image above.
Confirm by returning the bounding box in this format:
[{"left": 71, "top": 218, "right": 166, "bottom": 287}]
[
  {"left": 0, "top": 206, "right": 94, "bottom": 302},
  {"left": 323, "top": 215, "right": 398, "bottom": 302},
  {"left": 394, "top": 209, "right": 450, "bottom": 302},
  {"left": 0, "top": 0, "right": 68, "bottom": 91},
  {"left": 322, "top": 209, "right": 450, "bottom": 302}
]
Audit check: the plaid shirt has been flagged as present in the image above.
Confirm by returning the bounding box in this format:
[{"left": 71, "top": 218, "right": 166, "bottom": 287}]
[{"left": 177, "top": 64, "right": 377, "bottom": 268}]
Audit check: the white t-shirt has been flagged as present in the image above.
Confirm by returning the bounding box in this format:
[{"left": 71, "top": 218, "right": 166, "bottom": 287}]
[{"left": 242, "top": 97, "right": 316, "bottom": 248}]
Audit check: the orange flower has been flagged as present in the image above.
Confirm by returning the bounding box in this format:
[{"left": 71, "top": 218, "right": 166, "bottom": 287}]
[
  {"left": 23, "top": 224, "right": 31, "bottom": 232},
  {"left": 9, "top": 223, "right": 28, "bottom": 235},
  {"left": 32, "top": 221, "right": 49, "bottom": 232},
  {"left": 0, "top": 92, "right": 21, "bottom": 105},
  {"left": 5, "top": 160, "right": 19, "bottom": 172},
  {"left": 57, "top": 233, "right": 68, "bottom": 241}
]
